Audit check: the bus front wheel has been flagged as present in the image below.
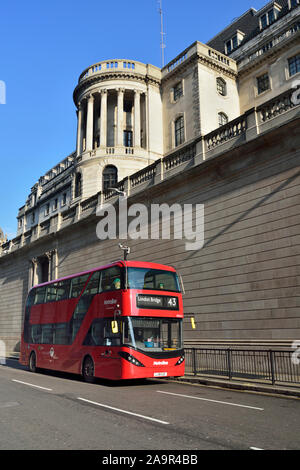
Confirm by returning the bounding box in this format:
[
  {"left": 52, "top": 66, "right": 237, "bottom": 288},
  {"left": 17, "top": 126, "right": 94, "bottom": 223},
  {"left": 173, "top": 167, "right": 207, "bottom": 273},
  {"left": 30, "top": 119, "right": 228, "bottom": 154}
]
[
  {"left": 82, "top": 356, "right": 95, "bottom": 383},
  {"left": 28, "top": 351, "right": 37, "bottom": 373}
]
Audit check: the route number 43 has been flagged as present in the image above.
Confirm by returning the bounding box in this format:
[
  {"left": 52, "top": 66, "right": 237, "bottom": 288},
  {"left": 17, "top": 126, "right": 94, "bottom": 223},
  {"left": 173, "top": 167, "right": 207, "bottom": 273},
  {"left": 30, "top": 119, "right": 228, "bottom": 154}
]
[{"left": 167, "top": 298, "right": 177, "bottom": 307}]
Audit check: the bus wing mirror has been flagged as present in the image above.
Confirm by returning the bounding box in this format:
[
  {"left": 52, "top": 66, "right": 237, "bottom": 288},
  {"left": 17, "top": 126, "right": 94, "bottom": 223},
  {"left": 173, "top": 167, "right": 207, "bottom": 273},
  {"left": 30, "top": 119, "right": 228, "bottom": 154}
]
[
  {"left": 111, "top": 321, "right": 119, "bottom": 334},
  {"left": 179, "top": 273, "right": 185, "bottom": 295}
]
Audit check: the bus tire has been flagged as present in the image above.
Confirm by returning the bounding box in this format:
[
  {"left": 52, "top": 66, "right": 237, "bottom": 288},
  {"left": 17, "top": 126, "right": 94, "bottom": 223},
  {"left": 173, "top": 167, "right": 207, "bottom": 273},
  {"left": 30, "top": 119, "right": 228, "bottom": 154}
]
[
  {"left": 82, "top": 356, "right": 95, "bottom": 383},
  {"left": 28, "top": 351, "right": 37, "bottom": 373}
]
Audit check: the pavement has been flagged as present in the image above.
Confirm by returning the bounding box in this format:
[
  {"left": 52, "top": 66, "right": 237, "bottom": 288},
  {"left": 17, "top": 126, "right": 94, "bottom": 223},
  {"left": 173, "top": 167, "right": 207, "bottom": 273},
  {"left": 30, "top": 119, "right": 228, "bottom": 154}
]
[
  {"left": 5, "top": 352, "right": 300, "bottom": 399},
  {"left": 172, "top": 374, "right": 300, "bottom": 399}
]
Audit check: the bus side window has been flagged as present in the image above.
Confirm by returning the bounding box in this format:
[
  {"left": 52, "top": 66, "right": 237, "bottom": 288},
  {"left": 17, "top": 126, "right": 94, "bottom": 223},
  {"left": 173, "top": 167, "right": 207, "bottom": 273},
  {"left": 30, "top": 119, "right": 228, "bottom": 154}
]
[
  {"left": 83, "top": 319, "right": 104, "bottom": 346},
  {"left": 54, "top": 323, "right": 71, "bottom": 345},
  {"left": 69, "top": 274, "right": 89, "bottom": 298},
  {"left": 26, "top": 289, "right": 36, "bottom": 308},
  {"left": 31, "top": 324, "right": 42, "bottom": 343},
  {"left": 34, "top": 286, "right": 46, "bottom": 304},
  {"left": 41, "top": 324, "right": 54, "bottom": 344},
  {"left": 100, "top": 269, "right": 110, "bottom": 292},
  {"left": 82, "top": 271, "right": 100, "bottom": 296},
  {"left": 56, "top": 280, "right": 70, "bottom": 301},
  {"left": 45, "top": 284, "right": 58, "bottom": 303},
  {"left": 100, "top": 267, "right": 122, "bottom": 292}
]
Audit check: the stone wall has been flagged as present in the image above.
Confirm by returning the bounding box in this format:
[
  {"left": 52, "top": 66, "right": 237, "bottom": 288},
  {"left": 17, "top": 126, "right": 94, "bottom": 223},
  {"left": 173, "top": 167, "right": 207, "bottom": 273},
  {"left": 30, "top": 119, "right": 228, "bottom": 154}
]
[{"left": 1, "top": 108, "right": 299, "bottom": 353}]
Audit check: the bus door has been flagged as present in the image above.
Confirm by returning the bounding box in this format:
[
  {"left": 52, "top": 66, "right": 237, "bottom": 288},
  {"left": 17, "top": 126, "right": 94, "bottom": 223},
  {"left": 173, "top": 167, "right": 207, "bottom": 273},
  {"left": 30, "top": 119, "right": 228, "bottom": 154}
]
[
  {"left": 84, "top": 318, "right": 122, "bottom": 379},
  {"left": 35, "top": 324, "right": 56, "bottom": 368}
]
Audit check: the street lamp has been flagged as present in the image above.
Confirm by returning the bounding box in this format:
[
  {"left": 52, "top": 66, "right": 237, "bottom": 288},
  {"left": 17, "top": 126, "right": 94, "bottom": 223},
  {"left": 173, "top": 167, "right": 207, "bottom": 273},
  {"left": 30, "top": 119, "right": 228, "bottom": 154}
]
[{"left": 118, "top": 243, "right": 130, "bottom": 260}]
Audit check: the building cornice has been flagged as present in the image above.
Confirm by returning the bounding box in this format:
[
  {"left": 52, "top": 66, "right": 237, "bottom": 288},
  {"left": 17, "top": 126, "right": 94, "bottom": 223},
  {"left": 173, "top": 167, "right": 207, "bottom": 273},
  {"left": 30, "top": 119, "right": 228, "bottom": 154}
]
[{"left": 73, "top": 72, "right": 161, "bottom": 105}]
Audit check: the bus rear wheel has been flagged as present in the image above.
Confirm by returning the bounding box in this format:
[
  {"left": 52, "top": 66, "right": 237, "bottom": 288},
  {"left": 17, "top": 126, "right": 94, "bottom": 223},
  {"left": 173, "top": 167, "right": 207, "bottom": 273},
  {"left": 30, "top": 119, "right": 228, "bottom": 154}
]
[
  {"left": 82, "top": 356, "right": 95, "bottom": 383},
  {"left": 28, "top": 351, "right": 37, "bottom": 373}
]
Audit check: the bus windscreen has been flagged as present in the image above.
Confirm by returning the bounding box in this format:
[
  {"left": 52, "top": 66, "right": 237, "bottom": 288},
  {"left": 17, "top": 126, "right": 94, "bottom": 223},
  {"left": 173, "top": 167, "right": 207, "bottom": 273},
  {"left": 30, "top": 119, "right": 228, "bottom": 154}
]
[
  {"left": 123, "top": 317, "right": 183, "bottom": 352},
  {"left": 127, "top": 267, "right": 180, "bottom": 292}
]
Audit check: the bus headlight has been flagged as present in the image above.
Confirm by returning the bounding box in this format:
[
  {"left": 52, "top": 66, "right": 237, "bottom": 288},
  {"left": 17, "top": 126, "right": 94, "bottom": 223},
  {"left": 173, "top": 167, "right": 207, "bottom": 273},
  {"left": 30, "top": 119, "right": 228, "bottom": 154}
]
[
  {"left": 175, "top": 354, "right": 185, "bottom": 366},
  {"left": 118, "top": 351, "right": 145, "bottom": 367}
]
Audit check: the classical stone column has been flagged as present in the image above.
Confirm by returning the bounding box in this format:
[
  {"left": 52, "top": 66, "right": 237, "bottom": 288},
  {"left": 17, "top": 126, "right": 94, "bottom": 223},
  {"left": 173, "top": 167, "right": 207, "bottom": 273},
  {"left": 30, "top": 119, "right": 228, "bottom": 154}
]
[
  {"left": 29, "top": 258, "right": 38, "bottom": 290},
  {"left": 44, "top": 249, "right": 57, "bottom": 281},
  {"left": 134, "top": 90, "right": 141, "bottom": 148},
  {"left": 117, "top": 89, "right": 124, "bottom": 146},
  {"left": 100, "top": 89, "right": 107, "bottom": 148},
  {"left": 86, "top": 94, "right": 94, "bottom": 151},
  {"left": 76, "top": 101, "right": 83, "bottom": 156}
]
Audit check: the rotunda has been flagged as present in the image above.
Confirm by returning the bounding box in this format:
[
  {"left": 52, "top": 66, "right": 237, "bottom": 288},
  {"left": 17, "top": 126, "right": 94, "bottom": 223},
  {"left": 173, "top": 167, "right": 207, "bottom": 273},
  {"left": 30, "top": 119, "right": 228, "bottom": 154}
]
[{"left": 72, "top": 59, "right": 163, "bottom": 199}]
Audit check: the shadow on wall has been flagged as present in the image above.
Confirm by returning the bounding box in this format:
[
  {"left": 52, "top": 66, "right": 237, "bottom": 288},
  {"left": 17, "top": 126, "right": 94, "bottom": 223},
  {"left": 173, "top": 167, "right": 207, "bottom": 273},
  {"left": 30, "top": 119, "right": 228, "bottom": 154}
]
[{"left": 184, "top": 167, "right": 300, "bottom": 265}]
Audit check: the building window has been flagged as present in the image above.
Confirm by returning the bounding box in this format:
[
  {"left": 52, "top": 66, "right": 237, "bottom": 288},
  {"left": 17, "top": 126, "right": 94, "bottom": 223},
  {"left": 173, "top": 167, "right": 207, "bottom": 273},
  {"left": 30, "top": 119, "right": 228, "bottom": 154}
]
[
  {"left": 260, "top": 5, "right": 281, "bottom": 29},
  {"left": 288, "top": 54, "right": 300, "bottom": 77},
  {"left": 39, "top": 255, "right": 50, "bottom": 284},
  {"left": 218, "top": 112, "right": 228, "bottom": 127},
  {"left": 289, "top": 0, "right": 299, "bottom": 8},
  {"left": 62, "top": 193, "right": 67, "bottom": 206},
  {"left": 53, "top": 199, "right": 58, "bottom": 211},
  {"left": 173, "top": 81, "right": 183, "bottom": 101},
  {"left": 123, "top": 130, "right": 133, "bottom": 147},
  {"left": 103, "top": 165, "right": 118, "bottom": 191},
  {"left": 124, "top": 101, "right": 132, "bottom": 113},
  {"left": 45, "top": 203, "right": 50, "bottom": 216},
  {"left": 257, "top": 73, "right": 270, "bottom": 94},
  {"left": 75, "top": 173, "right": 82, "bottom": 198},
  {"left": 216, "top": 77, "right": 227, "bottom": 96},
  {"left": 174, "top": 116, "right": 184, "bottom": 147},
  {"left": 225, "top": 31, "right": 244, "bottom": 54}
]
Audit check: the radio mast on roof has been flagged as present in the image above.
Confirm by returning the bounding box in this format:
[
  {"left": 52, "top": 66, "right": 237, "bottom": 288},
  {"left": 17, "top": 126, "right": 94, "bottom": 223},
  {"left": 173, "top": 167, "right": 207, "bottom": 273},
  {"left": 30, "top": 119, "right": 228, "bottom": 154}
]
[{"left": 158, "top": 0, "right": 166, "bottom": 68}]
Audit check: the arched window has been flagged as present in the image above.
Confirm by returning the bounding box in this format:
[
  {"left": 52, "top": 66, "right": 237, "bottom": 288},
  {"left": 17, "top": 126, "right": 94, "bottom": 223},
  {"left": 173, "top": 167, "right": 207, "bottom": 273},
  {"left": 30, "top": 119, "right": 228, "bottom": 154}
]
[
  {"left": 103, "top": 165, "right": 118, "bottom": 191},
  {"left": 218, "top": 112, "right": 228, "bottom": 127},
  {"left": 75, "top": 173, "right": 82, "bottom": 198},
  {"left": 216, "top": 77, "right": 227, "bottom": 96},
  {"left": 174, "top": 115, "right": 184, "bottom": 147}
]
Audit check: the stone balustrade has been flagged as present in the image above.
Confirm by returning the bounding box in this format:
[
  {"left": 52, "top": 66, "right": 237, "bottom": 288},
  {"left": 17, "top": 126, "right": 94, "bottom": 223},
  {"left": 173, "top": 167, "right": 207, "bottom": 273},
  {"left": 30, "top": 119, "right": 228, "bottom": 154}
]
[
  {"left": 258, "top": 87, "right": 298, "bottom": 122},
  {"left": 130, "top": 162, "right": 157, "bottom": 188},
  {"left": 164, "top": 144, "right": 196, "bottom": 171},
  {"left": 205, "top": 115, "right": 248, "bottom": 151},
  {"left": 78, "top": 59, "right": 161, "bottom": 85},
  {"left": 79, "top": 60, "right": 138, "bottom": 83}
]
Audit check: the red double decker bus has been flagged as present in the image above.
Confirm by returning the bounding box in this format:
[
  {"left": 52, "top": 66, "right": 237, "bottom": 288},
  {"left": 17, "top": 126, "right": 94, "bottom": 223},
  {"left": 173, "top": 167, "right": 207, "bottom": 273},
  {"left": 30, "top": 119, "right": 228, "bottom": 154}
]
[{"left": 19, "top": 260, "right": 185, "bottom": 381}]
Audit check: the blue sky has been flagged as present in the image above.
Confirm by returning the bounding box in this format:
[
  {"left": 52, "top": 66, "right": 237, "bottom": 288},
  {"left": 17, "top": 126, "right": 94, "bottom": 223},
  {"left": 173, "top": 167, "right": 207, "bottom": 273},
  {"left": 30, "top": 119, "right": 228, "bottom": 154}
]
[{"left": 0, "top": 0, "right": 268, "bottom": 238}]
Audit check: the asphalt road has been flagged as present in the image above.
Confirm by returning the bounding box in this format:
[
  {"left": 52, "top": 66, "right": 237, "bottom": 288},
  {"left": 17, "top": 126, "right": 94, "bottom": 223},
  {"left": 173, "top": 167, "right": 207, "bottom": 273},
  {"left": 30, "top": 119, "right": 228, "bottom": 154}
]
[{"left": 0, "top": 359, "right": 300, "bottom": 451}]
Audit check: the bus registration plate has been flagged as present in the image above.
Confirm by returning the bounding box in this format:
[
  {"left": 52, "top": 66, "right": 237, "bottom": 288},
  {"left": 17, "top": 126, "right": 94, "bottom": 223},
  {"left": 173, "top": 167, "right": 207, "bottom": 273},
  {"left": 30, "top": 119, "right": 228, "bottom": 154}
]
[{"left": 154, "top": 372, "right": 168, "bottom": 377}]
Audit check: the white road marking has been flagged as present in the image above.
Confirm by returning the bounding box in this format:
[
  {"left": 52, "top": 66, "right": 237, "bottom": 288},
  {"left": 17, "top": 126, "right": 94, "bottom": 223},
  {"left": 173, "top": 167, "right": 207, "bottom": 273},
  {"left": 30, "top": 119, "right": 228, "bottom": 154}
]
[
  {"left": 0, "top": 402, "right": 20, "bottom": 408},
  {"left": 156, "top": 390, "right": 264, "bottom": 411},
  {"left": 250, "top": 447, "right": 264, "bottom": 450},
  {"left": 77, "top": 397, "right": 170, "bottom": 425},
  {"left": 12, "top": 379, "right": 52, "bottom": 391}
]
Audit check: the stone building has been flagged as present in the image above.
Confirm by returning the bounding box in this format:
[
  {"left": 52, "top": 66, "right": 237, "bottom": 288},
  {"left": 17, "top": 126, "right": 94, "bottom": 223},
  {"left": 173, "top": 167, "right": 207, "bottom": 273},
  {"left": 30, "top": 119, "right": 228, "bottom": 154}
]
[{"left": 1, "top": 0, "right": 300, "bottom": 353}]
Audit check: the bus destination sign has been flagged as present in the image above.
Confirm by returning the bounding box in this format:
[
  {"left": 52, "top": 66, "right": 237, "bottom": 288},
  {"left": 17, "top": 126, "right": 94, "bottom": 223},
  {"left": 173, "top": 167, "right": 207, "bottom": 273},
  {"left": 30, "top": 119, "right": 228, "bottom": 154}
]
[{"left": 136, "top": 294, "right": 178, "bottom": 310}]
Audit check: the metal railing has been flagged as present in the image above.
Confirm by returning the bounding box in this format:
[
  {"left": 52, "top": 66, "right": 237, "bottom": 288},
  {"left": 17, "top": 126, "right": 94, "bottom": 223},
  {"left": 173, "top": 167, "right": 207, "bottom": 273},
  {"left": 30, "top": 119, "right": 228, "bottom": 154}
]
[{"left": 184, "top": 348, "right": 300, "bottom": 386}]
